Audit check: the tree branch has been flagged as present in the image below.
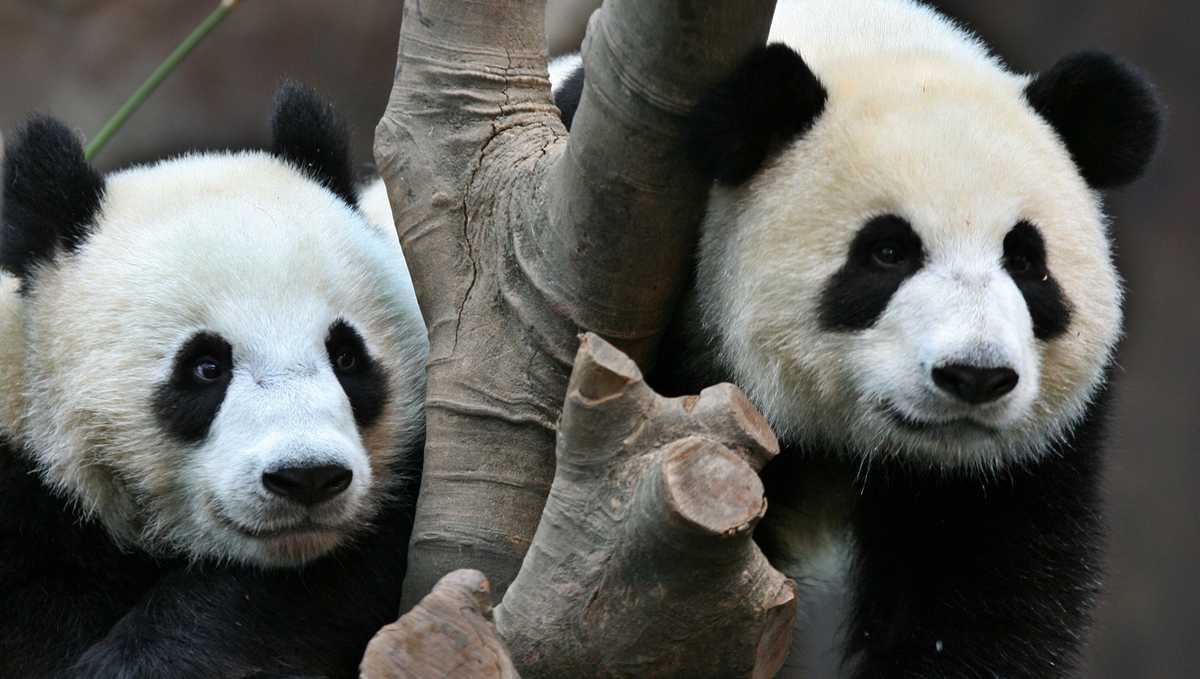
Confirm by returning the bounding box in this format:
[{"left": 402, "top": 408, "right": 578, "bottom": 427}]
[
  {"left": 376, "top": 0, "right": 778, "bottom": 609},
  {"left": 361, "top": 569, "right": 519, "bottom": 679},
  {"left": 535, "top": 0, "right": 777, "bottom": 361},
  {"left": 363, "top": 337, "right": 796, "bottom": 677},
  {"left": 495, "top": 334, "right": 796, "bottom": 678}
]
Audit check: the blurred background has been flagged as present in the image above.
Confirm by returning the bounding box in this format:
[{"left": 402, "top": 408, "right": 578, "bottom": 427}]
[{"left": 0, "top": 1, "right": 1194, "bottom": 676}]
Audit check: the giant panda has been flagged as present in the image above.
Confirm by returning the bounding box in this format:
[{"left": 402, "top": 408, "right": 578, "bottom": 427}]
[
  {"left": 0, "top": 83, "right": 427, "bottom": 678},
  {"left": 550, "top": 0, "right": 1163, "bottom": 676}
]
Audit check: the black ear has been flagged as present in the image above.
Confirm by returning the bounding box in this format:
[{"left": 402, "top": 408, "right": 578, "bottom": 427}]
[
  {"left": 1, "top": 116, "right": 106, "bottom": 281},
  {"left": 687, "top": 43, "right": 828, "bottom": 186},
  {"left": 1026, "top": 51, "right": 1163, "bottom": 189},
  {"left": 270, "top": 81, "right": 357, "bottom": 207}
]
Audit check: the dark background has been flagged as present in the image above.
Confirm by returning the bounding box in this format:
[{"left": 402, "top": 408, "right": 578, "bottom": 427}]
[{"left": 1, "top": 2, "right": 1195, "bottom": 676}]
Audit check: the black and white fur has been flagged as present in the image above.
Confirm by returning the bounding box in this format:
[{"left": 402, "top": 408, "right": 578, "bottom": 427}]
[
  {"left": 551, "top": 0, "right": 1163, "bottom": 676},
  {"left": 0, "top": 83, "right": 426, "bottom": 678}
]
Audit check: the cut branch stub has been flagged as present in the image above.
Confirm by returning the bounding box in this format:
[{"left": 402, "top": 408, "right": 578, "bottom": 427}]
[
  {"left": 493, "top": 334, "right": 795, "bottom": 678},
  {"left": 360, "top": 569, "right": 520, "bottom": 679}
]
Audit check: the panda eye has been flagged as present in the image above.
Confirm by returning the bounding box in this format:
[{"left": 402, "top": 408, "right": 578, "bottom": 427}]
[
  {"left": 192, "top": 357, "right": 225, "bottom": 384},
  {"left": 871, "top": 241, "right": 907, "bottom": 268},
  {"left": 1006, "top": 254, "right": 1033, "bottom": 275},
  {"left": 333, "top": 347, "right": 360, "bottom": 373}
]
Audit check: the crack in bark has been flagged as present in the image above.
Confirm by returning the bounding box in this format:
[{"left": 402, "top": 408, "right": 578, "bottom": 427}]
[{"left": 454, "top": 50, "right": 515, "bottom": 355}]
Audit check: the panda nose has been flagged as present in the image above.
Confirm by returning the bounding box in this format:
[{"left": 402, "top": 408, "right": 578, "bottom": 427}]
[
  {"left": 931, "top": 364, "right": 1019, "bottom": 405},
  {"left": 262, "top": 464, "right": 353, "bottom": 506}
]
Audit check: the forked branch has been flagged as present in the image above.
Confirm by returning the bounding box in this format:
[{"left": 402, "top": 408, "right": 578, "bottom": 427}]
[
  {"left": 363, "top": 337, "right": 796, "bottom": 678},
  {"left": 377, "top": 0, "right": 778, "bottom": 611}
]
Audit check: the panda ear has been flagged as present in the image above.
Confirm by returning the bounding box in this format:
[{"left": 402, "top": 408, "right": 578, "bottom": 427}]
[
  {"left": 270, "top": 81, "right": 357, "bottom": 207},
  {"left": 1, "top": 116, "right": 106, "bottom": 281},
  {"left": 1025, "top": 51, "right": 1164, "bottom": 189},
  {"left": 688, "top": 43, "right": 827, "bottom": 186}
]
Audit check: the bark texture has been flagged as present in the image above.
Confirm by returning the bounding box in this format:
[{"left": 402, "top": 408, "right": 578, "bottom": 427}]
[
  {"left": 362, "top": 336, "right": 796, "bottom": 678},
  {"left": 495, "top": 334, "right": 796, "bottom": 678},
  {"left": 377, "top": 0, "right": 778, "bottom": 608},
  {"left": 360, "top": 569, "right": 519, "bottom": 679}
]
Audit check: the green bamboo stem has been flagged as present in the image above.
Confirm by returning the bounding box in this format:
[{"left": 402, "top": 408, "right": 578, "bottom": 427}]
[{"left": 84, "top": 0, "right": 242, "bottom": 161}]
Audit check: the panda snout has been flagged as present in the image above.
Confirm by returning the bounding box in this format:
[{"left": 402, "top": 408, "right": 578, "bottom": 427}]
[
  {"left": 931, "top": 363, "right": 1019, "bottom": 405},
  {"left": 262, "top": 463, "right": 353, "bottom": 507}
]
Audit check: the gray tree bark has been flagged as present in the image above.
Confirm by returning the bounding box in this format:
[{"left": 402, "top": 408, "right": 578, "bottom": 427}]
[
  {"left": 377, "top": 0, "right": 777, "bottom": 609},
  {"left": 363, "top": 336, "right": 795, "bottom": 678},
  {"left": 373, "top": 0, "right": 789, "bottom": 674}
]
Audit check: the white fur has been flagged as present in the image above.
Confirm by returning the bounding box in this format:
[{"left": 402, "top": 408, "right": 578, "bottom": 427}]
[
  {"left": 6, "top": 155, "right": 427, "bottom": 567},
  {"left": 548, "top": 53, "right": 583, "bottom": 88},
  {"left": 694, "top": 0, "right": 1120, "bottom": 470}
]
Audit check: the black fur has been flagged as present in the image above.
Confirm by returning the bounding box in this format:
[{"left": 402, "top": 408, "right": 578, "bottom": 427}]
[
  {"left": 818, "top": 215, "right": 926, "bottom": 331},
  {"left": 0, "top": 432, "right": 422, "bottom": 679},
  {"left": 550, "top": 45, "right": 828, "bottom": 186},
  {"left": 1026, "top": 51, "right": 1164, "bottom": 188},
  {"left": 152, "top": 332, "right": 234, "bottom": 443},
  {"left": 0, "top": 116, "right": 105, "bottom": 282},
  {"left": 553, "top": 62, "right": 585, "bottom": 130},
  {"left": 659, "top": 354, "right": 1109, "bottom": 679},
  {"left": 838, "top": 384, "right": 1108, "bottom": 678},
  {"left": 687, "top": 43, "right": 828, "bottom": 186},
  {"left": 270, "top": 81, "right": 358, "bottom": 208},
  {"left": 1003, "top": 221, "right": 1072, "bottom": 340},
  {"left": 0, "top": 436, "right": 164, "bottom": 679},
  {"left": 326, "top": 319, "right": 389, "bottom": 429}
]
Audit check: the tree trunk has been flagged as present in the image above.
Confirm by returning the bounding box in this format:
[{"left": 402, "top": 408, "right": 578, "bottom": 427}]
[
  {"left": 374, "top": 0, "right": 791, "bottom": 673},
  {"left": 377, "top": 0, "right": 778, "bottom": 612}
]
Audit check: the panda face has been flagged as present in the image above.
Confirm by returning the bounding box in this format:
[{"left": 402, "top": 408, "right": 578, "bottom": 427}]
[
  {"left": 13, "top": 153, "right": 425, "bottom": 566},
  {"left": 696, "top": 54, "right": 1124, "bottom": 469}
]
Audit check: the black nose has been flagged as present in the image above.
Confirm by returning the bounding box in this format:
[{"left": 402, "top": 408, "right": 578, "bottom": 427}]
[
  {"left": 262, "top": 464, "right": 353, "bottom": 506},
  {"left": 931, "top": 364, "right": 1019, "bottom": 405}
]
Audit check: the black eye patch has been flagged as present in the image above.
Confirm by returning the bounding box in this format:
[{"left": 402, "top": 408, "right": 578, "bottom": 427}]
[
  {"left": 819, "top": 215, "right": 926, "bottom": 331},
  {"left": 1003, "top": 221, "right": 1072, "bottom": 340},
  {"left": 325, "top": 319, "right": 388, "bottom": 429},
  {"left": 153, "top": 332, "right": 234, "bottom": 443}
]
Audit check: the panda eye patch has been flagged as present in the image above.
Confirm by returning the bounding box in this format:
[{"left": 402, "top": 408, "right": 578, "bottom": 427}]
[
  {"left": 1006, "top": 254, "right": 1033, "bottom": 275},
  {"left": 325, "top": 320, "right": 389, "bottom": 428},
  {"left": 1003, "top": 221, "right": 1048, "bottom": 279},
  {"left": 853, "top": 215, "right": 923, "bottom": 271},
  {"left": 153, "top": 331, "right": 234, "bottom": 442},
  {"left": 818, "top": 215, "right": 925, "bottom": 331},
  {"left": 1003, "top": 221, "right": 1072, "bottom": 340}
]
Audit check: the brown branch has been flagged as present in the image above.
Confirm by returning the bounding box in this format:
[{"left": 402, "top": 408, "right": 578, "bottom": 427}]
[
  {"left": 363, "top": 337, "right": 796, "bottom": 677},
  {"left": 375, "top": 0, "right": 778, "bottom": 609},
  {"left": 360, "top": 569, "right": 519, "bottom": 679},
  {"left": 493, "top": 334, "right": 796, "bottom": 678}
]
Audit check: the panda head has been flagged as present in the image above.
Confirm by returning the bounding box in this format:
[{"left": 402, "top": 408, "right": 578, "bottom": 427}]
[
  {"left": 691, "top": 45, "right": 1162, "bottom": 470},
  {"left": 0, "top": 83, "right": 427, "bottom": 567}
]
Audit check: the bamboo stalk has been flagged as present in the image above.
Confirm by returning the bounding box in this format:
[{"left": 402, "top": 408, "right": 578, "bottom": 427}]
[{"left": 84, "top": 0, "right": 242, "bottom": 160}]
